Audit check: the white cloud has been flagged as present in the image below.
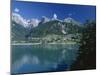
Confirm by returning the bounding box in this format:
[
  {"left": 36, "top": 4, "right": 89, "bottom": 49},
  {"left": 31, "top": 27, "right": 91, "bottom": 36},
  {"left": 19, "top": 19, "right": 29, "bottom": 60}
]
[
  {"left": 14, "top": 8, "right": 20, "bottom": 13},
  {"left": 12, "top": 12, "right": 29, "bottom": 27},
  {"left": 28, "top": 18, "right": 40, "bottom": 27},
  {"left": 41, "top": 16, "right": 50, "bottom": 23},
  {"left": 12, "top": 12, "right": 40, "bottom": 28}
]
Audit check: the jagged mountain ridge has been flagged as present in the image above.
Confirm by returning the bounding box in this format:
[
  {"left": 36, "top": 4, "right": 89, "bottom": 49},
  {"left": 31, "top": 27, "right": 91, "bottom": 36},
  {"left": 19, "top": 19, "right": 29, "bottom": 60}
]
[
  {"left": 30, "top": 20, "right": 83, "bottom": 37},
  {"left": 12, "top": 13, "right": 82, "bottom": 28},
  {"left": 12, "top": 13, "right": 83, "bottom": 40}
]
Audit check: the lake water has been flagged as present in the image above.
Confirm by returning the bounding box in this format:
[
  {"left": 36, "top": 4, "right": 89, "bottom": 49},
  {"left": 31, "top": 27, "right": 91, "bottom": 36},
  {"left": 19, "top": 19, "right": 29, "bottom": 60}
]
[{"left": 11, "top": 44, "right": 79, "bottom": 74}]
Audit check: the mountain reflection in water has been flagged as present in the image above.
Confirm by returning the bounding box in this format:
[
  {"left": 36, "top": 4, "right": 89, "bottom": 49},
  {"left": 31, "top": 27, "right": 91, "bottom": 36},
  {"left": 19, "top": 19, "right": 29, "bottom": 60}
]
[{"left": 11, "top": 44, "right": 79, "bottom": 74}]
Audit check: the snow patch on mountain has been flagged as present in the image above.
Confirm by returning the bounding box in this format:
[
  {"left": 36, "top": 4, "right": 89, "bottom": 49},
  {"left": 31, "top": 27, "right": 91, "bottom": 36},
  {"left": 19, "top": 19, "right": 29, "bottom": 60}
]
[
  {"left": 61, "top": 25, "right": 66, "bottom": 34},
  {"left": 62, "top": 30, "right": 66, "bottom": 34},
  {"left": 64, "top": 17, "right": 73, "bottom": 23},
  {"left": 64, "top": 17, "right": 81, "bottom": 25}
]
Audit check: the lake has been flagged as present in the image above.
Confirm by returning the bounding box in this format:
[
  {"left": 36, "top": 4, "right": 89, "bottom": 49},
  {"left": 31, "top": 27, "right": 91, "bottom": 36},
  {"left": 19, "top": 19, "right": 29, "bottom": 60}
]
[{"left": 11, "top": 44, "right": 79, "bottom": 74}]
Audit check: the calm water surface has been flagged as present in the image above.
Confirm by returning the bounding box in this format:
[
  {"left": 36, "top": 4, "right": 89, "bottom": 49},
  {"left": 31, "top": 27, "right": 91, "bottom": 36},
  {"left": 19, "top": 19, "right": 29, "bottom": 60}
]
[{"left": 11, "top": 44, "right": 79, "bottom": 74}]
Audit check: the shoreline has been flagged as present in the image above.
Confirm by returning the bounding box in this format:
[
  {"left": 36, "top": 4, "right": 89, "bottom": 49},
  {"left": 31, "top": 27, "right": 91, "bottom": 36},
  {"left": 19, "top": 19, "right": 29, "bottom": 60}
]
[{"left": 11, "top": 42, "right": 77, "bottom": 45}]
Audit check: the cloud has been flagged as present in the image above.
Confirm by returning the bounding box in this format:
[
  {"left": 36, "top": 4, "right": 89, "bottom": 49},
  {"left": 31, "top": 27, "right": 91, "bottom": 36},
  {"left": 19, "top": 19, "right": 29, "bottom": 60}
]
[
  {"left": 12, "top": 12, "right": 40, "bottom": 28},
  {"left": 12, "top": 12, "right": 29, "bottom": 27},
  {"left": 14, "top": 8, "right": 20, "bottom": 13},
  {"left": 28, "top": 18, "right": 40, "bottom": 27}
]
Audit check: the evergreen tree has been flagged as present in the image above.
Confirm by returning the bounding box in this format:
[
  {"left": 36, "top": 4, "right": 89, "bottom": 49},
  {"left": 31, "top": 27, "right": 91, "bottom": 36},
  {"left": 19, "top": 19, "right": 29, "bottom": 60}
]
[{"left": 71, "top": 20, "right": 96, "bottom": 70}]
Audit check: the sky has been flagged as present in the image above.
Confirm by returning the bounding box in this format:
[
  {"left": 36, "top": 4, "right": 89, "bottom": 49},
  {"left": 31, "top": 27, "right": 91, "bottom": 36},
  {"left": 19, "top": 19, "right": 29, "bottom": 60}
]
[{"left": 12, "top": 1, "right": 96, "bottom": 23}]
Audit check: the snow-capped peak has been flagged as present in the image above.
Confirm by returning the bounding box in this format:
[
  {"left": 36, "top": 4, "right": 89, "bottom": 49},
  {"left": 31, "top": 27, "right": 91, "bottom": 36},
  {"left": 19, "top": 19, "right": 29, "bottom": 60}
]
[
  {"left": 54, "top": 13, "right": 57, "bottom": 19},
  {"left": 52, "top": 13, "right": 58, "bottom": 20}
]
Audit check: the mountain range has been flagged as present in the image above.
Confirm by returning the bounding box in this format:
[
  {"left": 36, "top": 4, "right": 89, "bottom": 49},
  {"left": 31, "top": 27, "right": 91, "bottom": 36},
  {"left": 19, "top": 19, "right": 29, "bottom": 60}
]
[{"left": 12, "top": 12, "right": 83, "bottom": 41}]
